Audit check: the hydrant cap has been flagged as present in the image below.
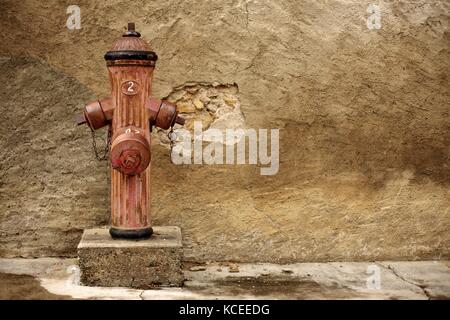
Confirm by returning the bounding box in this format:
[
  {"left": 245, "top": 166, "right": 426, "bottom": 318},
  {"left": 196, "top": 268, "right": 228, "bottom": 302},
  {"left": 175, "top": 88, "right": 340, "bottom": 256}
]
[{"left": 104, "top": 22, "right": 158, "bottom": 62}]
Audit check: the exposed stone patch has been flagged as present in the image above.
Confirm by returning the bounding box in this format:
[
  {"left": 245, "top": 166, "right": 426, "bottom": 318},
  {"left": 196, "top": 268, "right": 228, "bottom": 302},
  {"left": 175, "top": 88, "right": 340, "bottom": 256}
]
[{"left": 154, "top": 82, "right": 245, "bottom": 148}]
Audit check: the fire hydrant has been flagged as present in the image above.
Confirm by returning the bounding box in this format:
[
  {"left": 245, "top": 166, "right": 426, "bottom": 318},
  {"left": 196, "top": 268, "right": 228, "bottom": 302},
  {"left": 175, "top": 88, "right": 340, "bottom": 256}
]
[{"left": 76, "top": 23, "right": 184, "bottom": 239}]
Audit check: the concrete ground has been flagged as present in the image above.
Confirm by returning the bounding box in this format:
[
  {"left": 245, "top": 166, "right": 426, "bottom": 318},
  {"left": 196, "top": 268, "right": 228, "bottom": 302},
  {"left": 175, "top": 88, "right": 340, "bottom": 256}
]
[{"left": 0, "top": 258, "right": 448, "bottom": 300}]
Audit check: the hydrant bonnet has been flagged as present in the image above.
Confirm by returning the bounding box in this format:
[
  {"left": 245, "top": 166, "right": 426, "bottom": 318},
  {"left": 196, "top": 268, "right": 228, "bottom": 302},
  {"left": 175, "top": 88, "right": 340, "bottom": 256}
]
[{"left": 104, "top": 22, "right": 158, "bottom": 62}]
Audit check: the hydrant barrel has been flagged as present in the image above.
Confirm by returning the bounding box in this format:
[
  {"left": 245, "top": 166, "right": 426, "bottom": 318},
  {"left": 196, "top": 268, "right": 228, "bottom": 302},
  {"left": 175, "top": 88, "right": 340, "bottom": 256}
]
[
  {"left": 77, "top": 23, "right": 184, "bottom": 239},
  {"left": 106, "top": 23, "right": 158, "bottom": 239}
]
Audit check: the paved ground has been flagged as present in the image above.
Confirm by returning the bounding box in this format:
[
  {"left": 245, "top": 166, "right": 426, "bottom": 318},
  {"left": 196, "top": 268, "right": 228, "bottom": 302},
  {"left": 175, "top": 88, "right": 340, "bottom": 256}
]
[{"left": 0, "top": 258, "right": 448, "bottom": 300}]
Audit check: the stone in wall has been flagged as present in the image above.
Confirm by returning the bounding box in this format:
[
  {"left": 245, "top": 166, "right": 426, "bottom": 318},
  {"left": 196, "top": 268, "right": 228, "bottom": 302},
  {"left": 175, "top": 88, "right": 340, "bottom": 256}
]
[{"left": 154, "top": 82, "right": 245, "bottom": 150}]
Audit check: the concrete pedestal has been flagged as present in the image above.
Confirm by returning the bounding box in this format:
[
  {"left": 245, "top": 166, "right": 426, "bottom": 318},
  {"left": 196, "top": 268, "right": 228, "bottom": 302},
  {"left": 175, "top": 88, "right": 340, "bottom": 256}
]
[{"left": 77, "top": 226, "right": 183, "bottom": 289}]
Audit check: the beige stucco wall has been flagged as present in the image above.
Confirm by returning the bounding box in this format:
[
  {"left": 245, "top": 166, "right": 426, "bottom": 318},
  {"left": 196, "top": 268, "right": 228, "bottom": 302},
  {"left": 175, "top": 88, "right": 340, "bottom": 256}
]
[{"left": 0, "top": 0, "right": 449, "bottom": 262}]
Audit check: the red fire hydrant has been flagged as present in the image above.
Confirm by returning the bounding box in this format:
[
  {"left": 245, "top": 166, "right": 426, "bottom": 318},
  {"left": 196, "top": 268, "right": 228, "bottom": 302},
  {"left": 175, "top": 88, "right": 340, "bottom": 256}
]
[{"left": 76, "top": 23, "right": 184, "bottom": 239}]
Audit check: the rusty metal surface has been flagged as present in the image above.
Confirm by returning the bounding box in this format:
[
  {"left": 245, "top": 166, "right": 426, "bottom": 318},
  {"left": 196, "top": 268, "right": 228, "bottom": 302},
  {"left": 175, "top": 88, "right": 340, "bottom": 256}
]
[
  {"left": 155, "top": 100, "right": 179, "bottom": 130},
  {"left": 75, "top": 113, "right": 86, "bottom": 125},
  {"left": 99, "top": 97, "right": 114, "bottom": 121},
  {"left": 76, "top": 23, "right": 184, "bottom": 238},
  {"left": 122, "top": 22, "right": 141, "bottom": 37},
  {"left": 110, "top": 130, "right": 151, "bottom": 175},
  {"left": 84, "top": 100, "right": 107, "bottom": 130}
]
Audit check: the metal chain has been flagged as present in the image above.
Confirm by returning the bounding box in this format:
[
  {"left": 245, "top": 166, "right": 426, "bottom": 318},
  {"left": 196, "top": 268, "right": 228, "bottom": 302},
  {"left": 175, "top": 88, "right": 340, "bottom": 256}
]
[
  {"left": 90, "top": 125, "right": 112, "bottom": 161},
  {"left": 91, "top": 126, "right": 177, "bottom": 162},
  {"left": 167, "top": 127, "right": 177, "bottom": 162}
]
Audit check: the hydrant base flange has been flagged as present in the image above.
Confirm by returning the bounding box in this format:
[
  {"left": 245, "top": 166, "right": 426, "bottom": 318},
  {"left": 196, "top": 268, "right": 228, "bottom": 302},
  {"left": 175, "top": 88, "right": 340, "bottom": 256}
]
[{"left": 109, "top": 227, "right": 153, "bottom": 239}]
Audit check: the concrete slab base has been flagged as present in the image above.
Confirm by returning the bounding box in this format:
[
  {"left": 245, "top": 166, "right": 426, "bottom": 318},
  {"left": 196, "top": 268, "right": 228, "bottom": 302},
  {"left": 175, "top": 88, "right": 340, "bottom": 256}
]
[{"left": 77, "top": 227, "right": 183, "bottom": 289}]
